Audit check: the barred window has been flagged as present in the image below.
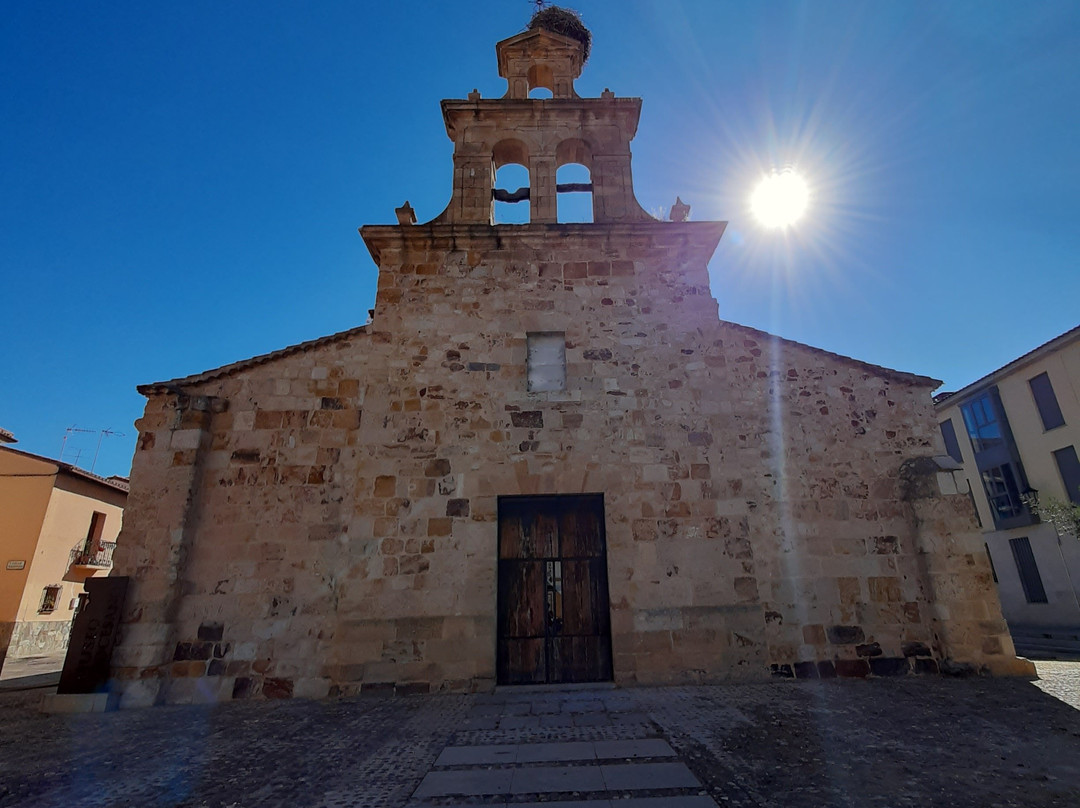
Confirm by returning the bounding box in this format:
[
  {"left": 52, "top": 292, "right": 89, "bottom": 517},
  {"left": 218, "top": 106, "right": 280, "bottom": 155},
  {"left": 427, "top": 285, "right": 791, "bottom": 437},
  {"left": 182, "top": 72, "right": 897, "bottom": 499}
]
[{"left": 39, "top": 585, "right": 61, "bottom": 614}]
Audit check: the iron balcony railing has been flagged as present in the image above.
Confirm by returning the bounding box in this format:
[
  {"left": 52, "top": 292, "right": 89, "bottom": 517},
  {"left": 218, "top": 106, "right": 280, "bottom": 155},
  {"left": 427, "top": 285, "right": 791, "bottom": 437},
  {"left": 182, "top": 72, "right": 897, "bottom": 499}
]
[{"left": 69, "top": 541, "right": 116, "bottom": 568}]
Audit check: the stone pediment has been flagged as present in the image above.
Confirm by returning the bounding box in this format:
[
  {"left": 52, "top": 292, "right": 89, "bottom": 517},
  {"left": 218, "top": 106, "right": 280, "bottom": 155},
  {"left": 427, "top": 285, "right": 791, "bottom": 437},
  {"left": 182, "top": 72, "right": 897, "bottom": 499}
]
[{"left": 496, "top": 28, "right": 584, "bottom": 99}]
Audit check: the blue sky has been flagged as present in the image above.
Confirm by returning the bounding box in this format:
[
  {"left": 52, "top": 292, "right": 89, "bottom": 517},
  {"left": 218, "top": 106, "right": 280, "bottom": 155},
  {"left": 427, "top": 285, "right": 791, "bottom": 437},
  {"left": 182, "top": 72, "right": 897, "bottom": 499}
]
[{"left": 2, "top": 1, "right": 1078, "bottom": 478}]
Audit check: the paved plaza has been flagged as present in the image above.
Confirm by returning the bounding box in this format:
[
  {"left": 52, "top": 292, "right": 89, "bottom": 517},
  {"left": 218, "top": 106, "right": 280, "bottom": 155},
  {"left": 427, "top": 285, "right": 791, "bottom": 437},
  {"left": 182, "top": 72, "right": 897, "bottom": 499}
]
[{"left": 0, "top": 662, "right": 1078, "bottom": 807}]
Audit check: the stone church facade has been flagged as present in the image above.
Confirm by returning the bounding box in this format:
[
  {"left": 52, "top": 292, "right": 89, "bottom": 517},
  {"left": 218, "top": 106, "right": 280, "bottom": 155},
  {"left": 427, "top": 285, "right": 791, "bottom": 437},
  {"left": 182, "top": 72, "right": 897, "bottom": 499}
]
[{"left": 110, "top": 24, "right": 1032, "bottom": 707}]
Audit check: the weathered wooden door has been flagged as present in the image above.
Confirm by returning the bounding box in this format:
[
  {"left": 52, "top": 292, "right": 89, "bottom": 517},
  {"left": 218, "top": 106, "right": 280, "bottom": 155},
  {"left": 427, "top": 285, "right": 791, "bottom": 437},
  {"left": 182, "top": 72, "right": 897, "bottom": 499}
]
[{"left": 497, "top": 494, "right": 612, "bottom": 685}]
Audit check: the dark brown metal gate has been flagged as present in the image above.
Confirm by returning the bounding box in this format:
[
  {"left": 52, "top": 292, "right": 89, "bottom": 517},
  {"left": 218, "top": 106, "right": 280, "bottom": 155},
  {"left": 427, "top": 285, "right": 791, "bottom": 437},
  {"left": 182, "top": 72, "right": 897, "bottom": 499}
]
[{"left": 496, "top": 494, "right": 613, "bottom": 685}]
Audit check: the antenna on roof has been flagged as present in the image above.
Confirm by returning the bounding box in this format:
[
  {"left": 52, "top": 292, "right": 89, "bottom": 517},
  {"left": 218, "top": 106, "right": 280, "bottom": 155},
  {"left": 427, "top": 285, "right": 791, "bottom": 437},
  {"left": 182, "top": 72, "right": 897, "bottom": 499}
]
[
  {"left": 60, "top": 425, "right": 95, "bottom": 463},
  {"left": 91, "top": 428, "right": 126, "bottom": 474}
]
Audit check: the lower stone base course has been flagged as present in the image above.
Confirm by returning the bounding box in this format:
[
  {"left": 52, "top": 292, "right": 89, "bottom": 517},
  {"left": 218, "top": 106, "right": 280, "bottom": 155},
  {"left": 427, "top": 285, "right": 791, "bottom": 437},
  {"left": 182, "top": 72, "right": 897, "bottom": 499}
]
[
  {"left": 111, "top": 651, "right": 1037, "bottom": 708},
  {"left": 952, "top": 655, "right": 1037, "bottom": 677},
  {"left": 771, "top": 654, "right": 1036, "bottom": 680}
]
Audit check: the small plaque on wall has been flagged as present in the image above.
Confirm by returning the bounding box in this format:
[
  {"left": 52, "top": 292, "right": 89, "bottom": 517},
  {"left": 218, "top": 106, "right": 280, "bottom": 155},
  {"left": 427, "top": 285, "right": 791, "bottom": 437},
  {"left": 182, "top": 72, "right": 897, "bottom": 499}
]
[{"left": 6, "top": 560, "right": 26, "bottom": 570}]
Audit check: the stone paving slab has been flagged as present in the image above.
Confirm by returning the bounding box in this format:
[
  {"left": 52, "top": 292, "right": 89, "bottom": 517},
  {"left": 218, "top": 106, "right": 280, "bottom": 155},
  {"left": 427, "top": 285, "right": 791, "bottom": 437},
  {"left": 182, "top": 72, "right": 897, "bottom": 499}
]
[
  {"left": 509, "top": 764, "right": 607, "bottom": 794},
  {"left": 412, "top": 768, "right": 514, "bottom": 799},
  {"left": 515, "top": 741, "right": 596, "bottom": 763},
  {"left": 417, "top": 761, "right": 696, "bottom": 797},
  {"left": 0, "top": 662, "right": 1078, "bottom": 807},
  {"left": 418, "top": 801, "right": 717, "bottom": 808},
  {"left": 435, "top": 744, "right": 522, "bottom": 766},
  {"left": 434, "top": 738, "right": 676, "bottom": 767},
  {"left": 594, "top": 738, "right": 674, "bottom": 758},
  {"left": 600, "top": 761, "right": 700, "bottom": 790}
]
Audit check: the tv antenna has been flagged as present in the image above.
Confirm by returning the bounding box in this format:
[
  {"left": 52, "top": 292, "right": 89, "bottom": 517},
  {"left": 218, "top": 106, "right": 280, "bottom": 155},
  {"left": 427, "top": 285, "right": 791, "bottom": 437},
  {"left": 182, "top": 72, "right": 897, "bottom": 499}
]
[
  {"left": 60, "top": 426, "right": 94, "bottom": 463},
  {"left": 59, "top": 425, "right": 126, "bottom": 472},
  {"left": 91, "top": 428, "right": 126, "bottom": 473}
]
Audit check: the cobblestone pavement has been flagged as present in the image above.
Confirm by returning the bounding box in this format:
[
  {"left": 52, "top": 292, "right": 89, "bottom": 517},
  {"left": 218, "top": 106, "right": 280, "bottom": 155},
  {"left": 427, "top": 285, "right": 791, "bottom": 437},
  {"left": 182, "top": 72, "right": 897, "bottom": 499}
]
[{"left": 0, "top": 662, "right": 1077, "bottom": 807}]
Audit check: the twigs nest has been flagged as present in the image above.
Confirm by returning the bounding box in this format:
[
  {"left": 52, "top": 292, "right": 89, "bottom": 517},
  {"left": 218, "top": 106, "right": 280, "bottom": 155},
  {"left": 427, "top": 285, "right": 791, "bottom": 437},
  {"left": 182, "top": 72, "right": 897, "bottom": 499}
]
[{"left": 528, "top": 6, "right": 591, "bottom": 62}]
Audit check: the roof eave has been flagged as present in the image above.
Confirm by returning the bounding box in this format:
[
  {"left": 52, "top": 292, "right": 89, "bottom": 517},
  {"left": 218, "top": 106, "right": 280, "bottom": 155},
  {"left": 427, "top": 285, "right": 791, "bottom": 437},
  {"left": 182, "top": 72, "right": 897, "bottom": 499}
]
[{"left": 933, "top": 323, "right": 1080, "bottom": 409}]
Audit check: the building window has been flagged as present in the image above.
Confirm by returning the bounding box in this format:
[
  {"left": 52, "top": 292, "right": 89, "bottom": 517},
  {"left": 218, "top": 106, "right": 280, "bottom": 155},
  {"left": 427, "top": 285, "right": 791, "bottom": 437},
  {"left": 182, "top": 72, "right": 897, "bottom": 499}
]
[
  {"left": 959, "top": 386, "right": 1035, "bottom": 530},
  {"left": 1029, "top": 372, "right": 1066, "bottom": 431},
  {"left": 961, "top": 392, "right": 1005, "bottom": 452},
  {"left": 981, "top": 464, "right": 1027, "bottom": 523},
  {"left": 939, "top": 419, "right": 963, "bottom": 463},
  {"left": 1053, "top": 445, "right": 1080, "bottom": 504},
  {"left": 39, "top": 585, "right": 61, "bottom": 614},
  {"left": 527, "top": 332, "right": 566, "bottom": 392},
  {"left": 1009, "top": 537, "right": 1048, "bottom": 604}
]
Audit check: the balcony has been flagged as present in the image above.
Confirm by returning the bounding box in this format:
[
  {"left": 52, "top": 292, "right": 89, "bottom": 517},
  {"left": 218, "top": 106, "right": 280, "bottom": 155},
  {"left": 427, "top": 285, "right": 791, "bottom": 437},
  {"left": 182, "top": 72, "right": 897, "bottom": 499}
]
[{"left": 69, "top": 542, "right": 116, "bottom": 569}]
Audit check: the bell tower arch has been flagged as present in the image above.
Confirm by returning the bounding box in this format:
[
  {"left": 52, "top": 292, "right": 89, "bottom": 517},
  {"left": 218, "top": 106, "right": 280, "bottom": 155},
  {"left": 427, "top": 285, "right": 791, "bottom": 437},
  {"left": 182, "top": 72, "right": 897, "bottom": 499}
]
[{"left": 428, "top": 23, "right": 652, "bottom": 225}]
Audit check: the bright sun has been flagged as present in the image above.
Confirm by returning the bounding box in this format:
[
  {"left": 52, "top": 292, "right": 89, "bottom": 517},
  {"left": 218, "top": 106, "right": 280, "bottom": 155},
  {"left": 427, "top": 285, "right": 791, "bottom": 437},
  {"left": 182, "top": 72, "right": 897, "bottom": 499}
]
[{"left": 750, "top": 170, "right": 809, "bottom": 229}]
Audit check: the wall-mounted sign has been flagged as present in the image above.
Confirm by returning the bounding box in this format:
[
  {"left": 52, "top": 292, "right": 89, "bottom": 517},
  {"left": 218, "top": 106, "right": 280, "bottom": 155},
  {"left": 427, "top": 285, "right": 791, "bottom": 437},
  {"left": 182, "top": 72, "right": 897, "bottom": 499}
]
[{"left": 6, "top": 560, "right": 26, "bottom": 570}]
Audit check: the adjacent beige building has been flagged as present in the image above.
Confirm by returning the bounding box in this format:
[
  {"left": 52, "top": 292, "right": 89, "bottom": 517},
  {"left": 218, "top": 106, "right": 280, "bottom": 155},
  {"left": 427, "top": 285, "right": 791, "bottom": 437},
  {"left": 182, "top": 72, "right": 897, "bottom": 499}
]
[
  {"left": 935, "top": 325, "right": 1080, "bottom": 652},
  {"left": 108, "top": 19, "right": 1032, "bottom": 708},
  {"left": 0, "top": 439, "right": 127, "bottom": 671}
]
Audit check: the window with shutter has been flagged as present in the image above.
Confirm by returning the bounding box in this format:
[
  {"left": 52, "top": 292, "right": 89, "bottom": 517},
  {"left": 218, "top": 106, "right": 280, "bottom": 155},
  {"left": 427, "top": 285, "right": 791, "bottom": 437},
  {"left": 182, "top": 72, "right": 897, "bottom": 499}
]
[{"left": 1029, "top": 372, "right": 1066, "bottom": 431}]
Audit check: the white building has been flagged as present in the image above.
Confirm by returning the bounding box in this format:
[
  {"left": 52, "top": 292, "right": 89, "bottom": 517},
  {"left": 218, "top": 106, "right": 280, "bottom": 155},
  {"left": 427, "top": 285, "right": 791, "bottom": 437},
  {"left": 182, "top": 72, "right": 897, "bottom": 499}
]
[{"left": 935, "top": 325, "right": 1080, "bottom": 656}]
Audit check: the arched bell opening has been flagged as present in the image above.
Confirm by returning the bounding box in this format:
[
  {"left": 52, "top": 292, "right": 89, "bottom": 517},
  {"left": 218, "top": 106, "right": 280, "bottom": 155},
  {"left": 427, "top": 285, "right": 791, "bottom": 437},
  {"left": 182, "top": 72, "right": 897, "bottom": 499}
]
[
  {"left": 527, "top": 63, "right": 555, "bottom": 97},
  {"left": 556, "top": 138, "right": 594, "bottom": 223},
  {"left": 493, "top": 138, "right": 531, "bottom": 224}
]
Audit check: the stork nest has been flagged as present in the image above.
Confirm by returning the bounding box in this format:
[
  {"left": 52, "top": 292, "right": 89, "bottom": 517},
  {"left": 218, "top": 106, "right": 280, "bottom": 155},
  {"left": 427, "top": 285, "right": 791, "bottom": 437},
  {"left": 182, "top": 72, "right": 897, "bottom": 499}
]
[{"left": 528, "top": 6, "right": 591, "bottom": 63}]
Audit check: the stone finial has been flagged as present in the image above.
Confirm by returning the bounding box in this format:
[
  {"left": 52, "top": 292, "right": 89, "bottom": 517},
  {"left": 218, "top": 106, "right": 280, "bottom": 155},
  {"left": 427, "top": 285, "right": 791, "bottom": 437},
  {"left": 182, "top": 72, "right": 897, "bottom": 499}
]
[
  {"left": 601, "top": 88, "right": 615, "bottom": 99},
  {"left": 468, "top": 88, "right": 481, "bottom": 101},
  {"left": 395, "top": 201, "right": 417, "bottom": 226},
  {"left": 669, "top": 197, "right": 691, "bottom": 222}
]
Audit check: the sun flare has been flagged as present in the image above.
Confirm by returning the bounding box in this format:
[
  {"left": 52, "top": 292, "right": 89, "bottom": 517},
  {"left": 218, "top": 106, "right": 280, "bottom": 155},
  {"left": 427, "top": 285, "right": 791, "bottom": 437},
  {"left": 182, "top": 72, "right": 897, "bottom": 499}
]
[{"left": 750, "top": 170, "right": 809, "bottom": 228}]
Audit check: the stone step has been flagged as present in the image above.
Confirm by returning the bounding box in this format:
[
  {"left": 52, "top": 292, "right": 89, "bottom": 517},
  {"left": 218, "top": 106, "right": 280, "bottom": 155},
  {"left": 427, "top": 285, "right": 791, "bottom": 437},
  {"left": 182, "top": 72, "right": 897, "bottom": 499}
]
[
  {"left": 434, "top": 738, "right": 676, "bottom": 766},
  {"left": 411, "top": 799, "right": 718, "bottom": 808},
  {"left": 413, "top": 761, "right": 701, "bottom": 799}
]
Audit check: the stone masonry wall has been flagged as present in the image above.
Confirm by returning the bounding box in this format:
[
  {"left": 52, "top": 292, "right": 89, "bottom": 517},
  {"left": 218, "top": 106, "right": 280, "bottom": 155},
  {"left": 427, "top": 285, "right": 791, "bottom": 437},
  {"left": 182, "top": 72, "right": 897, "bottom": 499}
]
[
  {"left": 110, "top": 221, "right": 1029, "bottom": 706},
  {"left": 7, "top": 619, "right": 73, "bottom": 658}
]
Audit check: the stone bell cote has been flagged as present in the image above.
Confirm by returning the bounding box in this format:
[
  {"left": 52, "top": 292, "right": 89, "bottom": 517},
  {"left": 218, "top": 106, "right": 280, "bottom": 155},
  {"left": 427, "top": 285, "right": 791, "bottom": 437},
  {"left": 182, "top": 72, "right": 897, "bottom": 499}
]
[
  {"left": 497, "top": 28, "right": 583, "bottom": 99},
  {"left": 429, "top": 25, "right": 652, "bottom": 226}
]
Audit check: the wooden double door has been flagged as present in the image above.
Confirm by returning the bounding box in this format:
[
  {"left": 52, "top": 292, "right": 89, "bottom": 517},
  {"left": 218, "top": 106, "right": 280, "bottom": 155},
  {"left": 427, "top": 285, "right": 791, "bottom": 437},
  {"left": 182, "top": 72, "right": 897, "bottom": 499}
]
[{"left": 496, "top": 494, "right": 613, "bottom": 685}]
